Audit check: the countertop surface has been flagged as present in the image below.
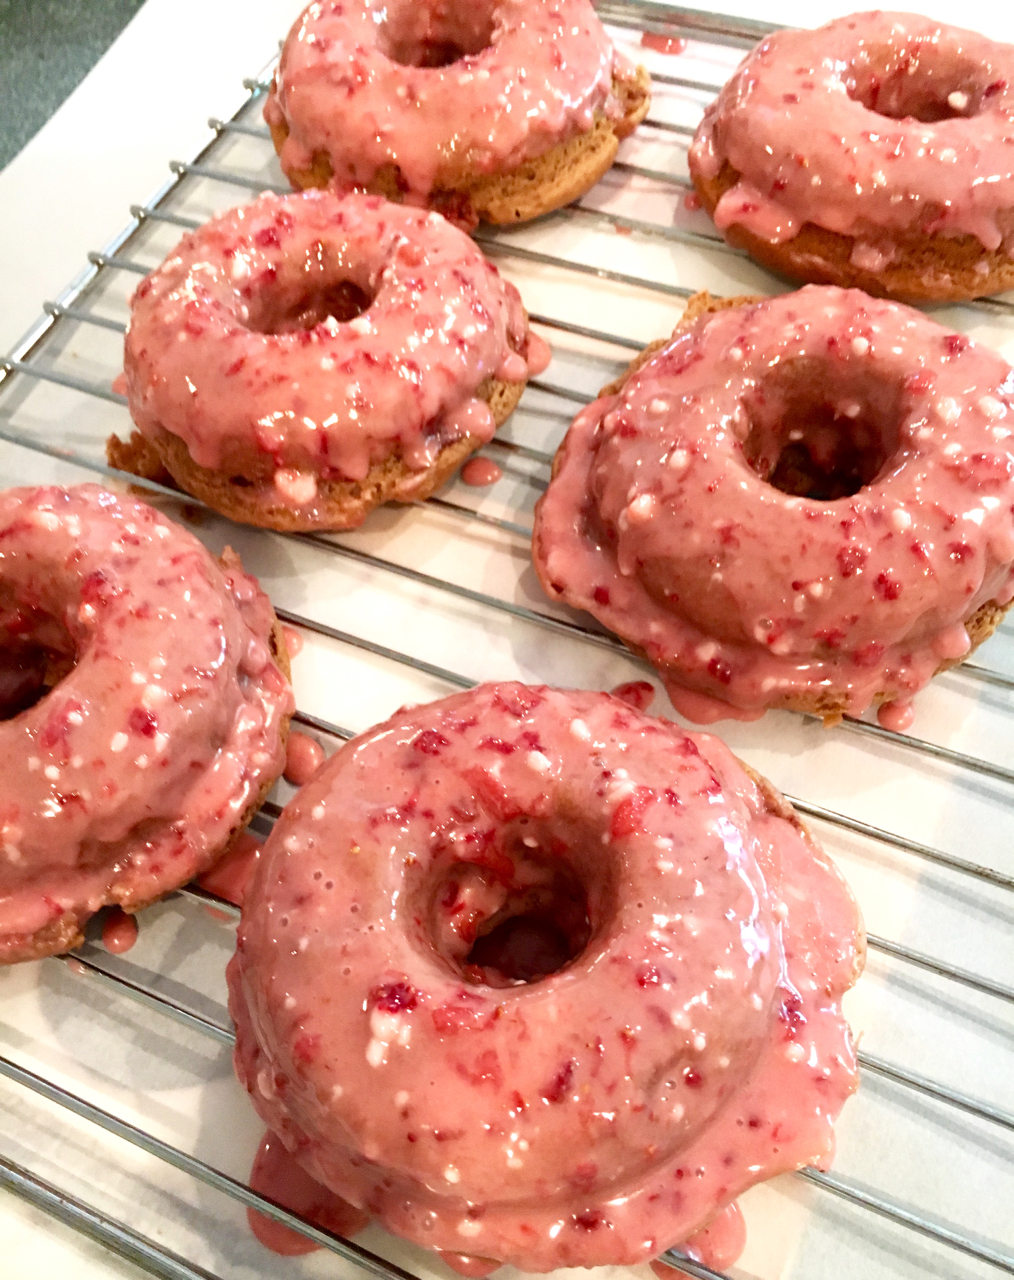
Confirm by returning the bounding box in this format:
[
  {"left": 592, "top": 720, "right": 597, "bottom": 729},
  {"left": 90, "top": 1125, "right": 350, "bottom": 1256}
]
[{"left": 0, "top": 0, "right": 145, "bottom": 172}]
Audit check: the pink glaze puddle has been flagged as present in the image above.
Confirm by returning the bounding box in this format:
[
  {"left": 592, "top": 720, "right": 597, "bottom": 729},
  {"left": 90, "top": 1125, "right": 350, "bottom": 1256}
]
[
  {"left": 101, "top": 907, "right": 138, "bottom": 955},
  {"left": 281, "top": 625, "right": 304, "bottom": 658},
  {"left": 666, "top": 683, "right": 766, "bottom": 725},
  {"left": 438, "top": 1252, "right": 501, "bottom": 1277},
  {"left": 285, "top": 732, "right": 325, "bottom": 787},
  {"left": 651, "top": 1202, "right": 747, "bottom": 1275},
  {"left": 526, "top": 333, "right": 553, "bottom": 378},
  {"left": 641, "top": 32, "right": 687, "bottom": 55},
  {"left": 610, "top": 680, "right": 656, "bottom": 711},
  {"left": 460, "top": 458, "right": 503, "bottom": 488},
  {"left": 248, "top": 1130, "right": 369, "bottom": 1256},
  {"left": 197, "top": 831, "right": 262, "bottom": 909},
  {"left": 877, "top": 700, "right": 915, "bottom": 733},
  {"left": 111, "top": 372, "right": 128, "bottom": 397},
  {"left": 683, "top": 191, "right": 702, "bottom": 212}
]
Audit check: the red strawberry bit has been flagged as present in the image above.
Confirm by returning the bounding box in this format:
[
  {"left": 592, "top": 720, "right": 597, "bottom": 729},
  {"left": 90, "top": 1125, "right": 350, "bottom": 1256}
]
[
  {"left": 128, "top": 707, "right": 158, "bottom": 737},
  {"left": 293, "top": 1033, "right": 322, "bottom": 1063},
  {"left": 610, "top": 786, "right": 655, "bottom": 839},
  {"left": 413, "top": 729, "right": 450, "bottom": 756},
  {"left": 610, "top": 680, "right": 654, "bottom": 711},
  {"left": 542, "top": 1059, "right": 575, "bottom": 1103},
  {"left": 371, "top": 981, "right": 418, "bottom": 1013}
]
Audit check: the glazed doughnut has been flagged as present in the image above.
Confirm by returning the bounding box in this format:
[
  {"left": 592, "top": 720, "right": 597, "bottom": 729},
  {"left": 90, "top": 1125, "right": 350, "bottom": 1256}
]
[
  {"left": 264, "top": 0, "right": 650, "bottom": 228},
  {"left": 690, "top": 12, "right": 1014, "bottom": 302},
  {"left": 0, "top": 484, "right": 293, "bottom": 964},
  {"left": 533, "top": 288, "right": 1014, "bottom": 727},
  {"left": 227, "top": 683, "right": 863, "bottom": 1272},
  {"left": 113, "top": 190, "right": 546, "bottom": 531}
]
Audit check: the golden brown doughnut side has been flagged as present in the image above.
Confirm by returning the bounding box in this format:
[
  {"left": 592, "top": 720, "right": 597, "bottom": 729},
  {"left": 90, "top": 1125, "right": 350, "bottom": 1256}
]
[
  {"left": 545, "top": 288, "right": 1012, "bottom": 725},
  {"left": 106, "top": 374, "right": 524, "bottom": 532},
  {"left": 692, "top": 161, "right": 1014, "bottom": 304},
  {"left": 462, "top": 66, "right": 651, "bottom": 225},
  {"left": 269, "top": 67, "right": 651, "bottom": 227}
]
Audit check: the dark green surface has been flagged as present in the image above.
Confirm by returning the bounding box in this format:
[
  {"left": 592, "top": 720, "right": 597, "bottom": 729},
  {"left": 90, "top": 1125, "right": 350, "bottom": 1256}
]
[{"left": 0, "top": 0, "right": 146, "bottom": 171}]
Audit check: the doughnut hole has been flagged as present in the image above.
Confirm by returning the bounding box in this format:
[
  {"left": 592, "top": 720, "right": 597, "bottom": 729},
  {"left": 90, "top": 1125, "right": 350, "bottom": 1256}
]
[
  {"left": 846, "top": 46, "right": 989, "bottom": 121},
  {"left": 742, "top": 358, "right": 904, "bottom": 501},
  {"left": 0, "top": 594, "right": 76, "bottom": 720},
  {"left": 423, "top": 831, "right": 601, "bottom": 989},
  {"left": 377, "top": 0, "right": 496, "bottom": 68},
  {"left": 241, "top": 247, "right": 374, "bottom": 335}
]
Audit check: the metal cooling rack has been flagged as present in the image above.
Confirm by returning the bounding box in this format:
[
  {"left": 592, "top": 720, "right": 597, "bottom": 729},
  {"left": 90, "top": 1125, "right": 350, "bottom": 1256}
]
[{"left": 0, "top": 3, "right": 1012, "bottom": 1278}]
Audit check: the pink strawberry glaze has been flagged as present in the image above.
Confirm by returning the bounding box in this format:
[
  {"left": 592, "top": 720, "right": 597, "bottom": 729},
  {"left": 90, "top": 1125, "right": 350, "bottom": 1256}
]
[
  {"left": 281, "top": 626, "right": 304, "bottom": 658},
  {"left": 228, "top": 683, "right": 863, "bottom": 1272},
  {"left": 284, "top": 732, "right": 326, "bottom": 787},
  {"left": 197, "top": 831, "right": 263, "bottom": 910},
  {"left": 247, "top": 1129, "right": 369, "bottom": 1255},
  {"left": 652, "top": 1202, "right": 746, "bottom": 1274},
  {"left": 691, "top": 12, "right": 1014, "bottom": 256},
  {"left": 101, "top": 907, "right": 139, "bottom": 955},
  {"left": 124, "top": 190, "right": 538, "bottom": 522},
  {"left": 265, "top": 0, "right": 628, "bottom": 206},
  {"left": 640, "top": 34, "right": 687, "bottom": 57},
  {"left": 460, "top": 458, "right": 503, "bottom": 488},
  {"left": 0, "top": 485, "right": 292, "bottom": 963},
  {"left": 533, "top": 287, "right": 1014, "bottom": 722}
]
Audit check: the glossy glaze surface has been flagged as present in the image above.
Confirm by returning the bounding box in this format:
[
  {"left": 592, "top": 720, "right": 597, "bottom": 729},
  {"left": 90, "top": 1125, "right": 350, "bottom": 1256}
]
[
  {"left": 0, "top": 485, "right": 292, "bottom": 961},
  {"left": 125, "top": 190, "right": 534, "bottom": 517},
  {"left": 228, "top": 683, "right": 862, "bottom": 1271},
  {"left": 691, "top": 11, "right": 1014, "bottom": 255},
  {"left": 266, "top": 0, "right": 626, "bottom": 201},
  {"left": 534, "top": 288, "right": 1014, "bottom": 722}
]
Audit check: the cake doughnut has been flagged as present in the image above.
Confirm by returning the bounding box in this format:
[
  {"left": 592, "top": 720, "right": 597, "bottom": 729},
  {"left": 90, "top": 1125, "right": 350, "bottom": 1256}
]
[
  {"left": 0, "top": 484, "right": 293, "bottom": 964},
  {"left": 533, "top": 288, "right": 1014, "bottom": 727},
  {"left": 227, "top": 683, "right": 863, "bottom": 1272},
  {"left": 113, "top": 190, "right": 546, "bottom": 531},
  {"left": 264, "top": 0, "right": 650, "bottom": 229},
  {"left": 689, "top": 12, "right": 1014, "bottom": 302}
]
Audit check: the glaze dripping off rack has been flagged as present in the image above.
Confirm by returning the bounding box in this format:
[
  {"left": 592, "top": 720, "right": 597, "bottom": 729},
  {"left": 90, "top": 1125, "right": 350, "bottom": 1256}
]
[{"left": 0, "top": 1, "right": 1011, "bottom": 1277}]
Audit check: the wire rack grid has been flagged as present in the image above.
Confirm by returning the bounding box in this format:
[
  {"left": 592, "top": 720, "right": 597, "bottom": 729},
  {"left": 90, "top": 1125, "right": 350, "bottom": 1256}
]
[{"left": 0, "top": 4, "right": 1011, "bottom": 1279}]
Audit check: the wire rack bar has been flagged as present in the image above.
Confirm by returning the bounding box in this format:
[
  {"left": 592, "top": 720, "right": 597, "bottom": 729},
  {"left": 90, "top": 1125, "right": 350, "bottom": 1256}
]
[
  {"left": 168, "top": 159, "right": 288, "bottom": 195},
  {"left": 473, "top": 233, "right": 698, "bottom": 300},
  {"left": 863, "top": 934, "right": 1014, "bottom": 1005},
  {"left": 208, "top": 116, "right": 271, "bottom": 139},
  {"left": 0, "top": 1154, "right": 221, "bottom": 1280},
  {"left": 61, "top": 929, "right": 1014, "bottom": 1136},
  {"left": 785, "top": 795, "right": 1014, "bottom": 892},
  {"left": 0, "top": 1053, "right": 423, "bottom": 1280},
  {"left": 1, "top": 378, "right": 1011, "bottom": 841},
  {"left": 1, "top": 370, "right": 1011, "bottom": 823},
  {"left": 62, "top": 952, "right": 234, "bottom": 1047},
  {"left": 840, "top": 716, "right": 1014, "bottom": 787},
  {"left": 15, "top": 947, "right": 1013, "bottom": 1277},
  {"left": 958, "top": 661, "right": 1014, "bottom": 692},
  {"left": 595, "top": 0, "right": 779, "bottom": 45},
  {"left": 2, "top": 8, "right": 1012, "bottom": 1275},
  {"left": 797, "top": 1168, "right": 1014, "bottom": 1275}
]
